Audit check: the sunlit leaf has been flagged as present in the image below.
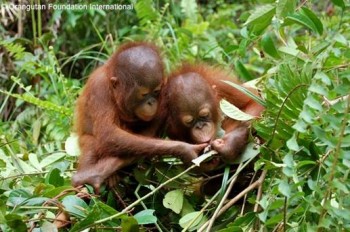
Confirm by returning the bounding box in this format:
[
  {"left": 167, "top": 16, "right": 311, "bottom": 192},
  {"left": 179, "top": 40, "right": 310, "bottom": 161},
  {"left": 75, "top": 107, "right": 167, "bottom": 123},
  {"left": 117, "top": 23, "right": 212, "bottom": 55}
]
[
  {"left": 220, "top": 99, "right": 256, "bottom": 121},
  {"left": 134, "top": 209, "right": 157, "bottom": 225},
  {"left": 62, "top": 195, "right": 88, "bottom": 219},
  {"left": 163, "top": 190, "right": 184, "bottom": 214}
]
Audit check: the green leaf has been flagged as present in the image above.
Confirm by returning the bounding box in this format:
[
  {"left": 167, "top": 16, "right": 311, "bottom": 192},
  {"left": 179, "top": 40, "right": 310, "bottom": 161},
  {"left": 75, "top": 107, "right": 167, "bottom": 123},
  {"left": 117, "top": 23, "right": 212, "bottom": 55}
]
[
  {"left": 278, "top": 180, "right": 291, "bottom": 197},
  {"left": 121, "top": 216, "right": 139, "bottom": 232},
  {"left": 233, "top": 143, "right": 260, "bottom": 164},
  {"left": 234, "top": 60, "right": 254, "bottom": 81},
  {"left": 7, "top": 189, "right": 31, "bottom": 207},
  {"left": 276, "top": 0, "right": 296, "bottom": 18},
  {"left": 134, "top": 209, "right": 157, "bottom": 225},
  {"left": 222, "top": 80, "right": 266, "bottom": 107},
  {"left": 286, "top": 133, "right": 299, "bottom": 151},
  {"left": 220, "top": 99, "right": 256, "bottom": 121},
  {"left": 300, "top": 7, "right": 323, "bottom": 35},
  {"left": 331, "top": 0, "right": 345, "bottom": 9},
  {"left": 245, "top": 4, "right": 275, "bottom": 35},
  {"left": 5, "top": 214, "right": 27, "bottom": 232},
  {"left": 40, "top": 221, "right": 58, "bottom": 232},
  {"left": 32, "top": 119, "right": 41, "bottom": 145},
  {"left": 45, "top": 168, "right": 64, "bottom": 187},
  {"left": 28, "top": 153, "right": 42, "bottom": 171},
  {"left": 135, "top": 0, "right": 158, "bottom": 25},
  {"left": 179, "top": 211, "right": 203, "bottom": 230},
  {"left": 40, "top": 152, "right": 65, "bottom": 168},
  {"left": 62, "top": 195, "right": 88, "bottom": 218},
  {"left": 163, "top": 190, "right": 184, "bottom": 214},
  {"left": 70, "top": 202, "right": 119, "bottom": 232},
  {"left": 286, "top": 7, "right": 323, "bottom": 35},
  {"left": 245, "top": 4, "right": 275, "bottom": 26},
  {"left": 261, "top": 34, "right": 280, "bottom": 59}
]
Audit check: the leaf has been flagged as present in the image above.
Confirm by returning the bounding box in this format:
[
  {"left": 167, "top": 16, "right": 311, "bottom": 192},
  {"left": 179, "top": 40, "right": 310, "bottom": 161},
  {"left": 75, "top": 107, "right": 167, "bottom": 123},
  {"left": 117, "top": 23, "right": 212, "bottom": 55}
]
[
  {"left": 276, "top": 0, "right": 296, "bottom": 18},
  {"left": 5, "top": 214, "right": 27, "bottom": 232},
  {"left": 45, "top": 168, "right": 64, "bottom": 187},
  {"left": 222, "top": 80, "right": 266, "bottom": 107},
  {"left": 286, "top": 7, "right": 323, "bottom": 35},
  {"left": 121, "top": 216, "right": 139, "bottom": 232},
  {"left": 234, "top": 60, "right": 254, "bottom": 81},
  {"left": 40, "top": 221, "right": 58, "bottom": 232},
  {"left": 135, "top": 0, "right": 158, "bottom": 25},
  {"left": 331, "top": 0, "right": 345, "bottom": 9},
  {"left": 179, "top": 211, "right": 203, "bottom": 230},
  {"left": 65, "top": 134, "right": 81, "bottom": 157},
  {"left": 261, "top": 34, "right": 280, "bottom": 59},
  {"left": 245, "top": 4, "right": 275, "bottom": 26},
  {"left": 62, "top": 195, "right": 88, "bottom": 219},
  {"left": 247, "top": 5, "right": 275, "bottom": 34},
  {"left": 286, "top": 133, "right": 299, "bottom": 151},
  {"left": 28, "top": 153, "right": 42, "bottom": 171},
  {"left": 163, "top": 190, "right": 184, "bottom": 214},
  {"left": 40, "top": 152, "right": 65, "bottom": 168},
  {"left": 32, "top": 119, "right": 41, "bottom": 145},
  {"left": 220, "top": 99, "right": 256, "bottom": 121},
  {"left": 0, "top": 90, "right": 73, "bottom": 116},
  {"left": 70, "top": 202, "right": 119, "bottom": 232},
  {"left": 232, "top": 143, "right": 260, "bottom": 164},
  {"left": 278, "top": 180, "right": 291, "bottom": 197},
  {"left": 7, "top": 189, "right": 31, "bottom": 207},
  {"left": 134, "top": 209, "right": 157, "bottom": 225},
  {"left": 300, "top": 7, "right": 323, "bottom": 35}
]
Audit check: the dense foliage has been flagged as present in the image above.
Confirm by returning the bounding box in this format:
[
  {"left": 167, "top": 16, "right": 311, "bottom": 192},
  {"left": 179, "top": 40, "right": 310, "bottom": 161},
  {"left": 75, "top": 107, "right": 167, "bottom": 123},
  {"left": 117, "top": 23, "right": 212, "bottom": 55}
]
[{"left": 0, "top": 0, "right": 349, "bottom": 231}]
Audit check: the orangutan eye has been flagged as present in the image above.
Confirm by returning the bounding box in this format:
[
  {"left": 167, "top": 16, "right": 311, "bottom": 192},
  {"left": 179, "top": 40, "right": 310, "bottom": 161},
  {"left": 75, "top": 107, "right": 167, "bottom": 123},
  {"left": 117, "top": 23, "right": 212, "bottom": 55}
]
[
  {"left": 199, "top": 108, "right": 210, "bottom": 118},
  {"left": 182, "top": 115, "right": 194, "bottom": 126}
]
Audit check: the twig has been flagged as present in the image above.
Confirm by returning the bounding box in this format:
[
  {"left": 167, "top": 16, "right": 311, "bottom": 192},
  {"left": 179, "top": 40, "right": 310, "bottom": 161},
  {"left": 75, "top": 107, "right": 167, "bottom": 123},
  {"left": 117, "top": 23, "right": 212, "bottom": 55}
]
[
  {"left": 206, "top": 164, "right": 243, "bottom": 231},
  {"left": 198, "top": 170, "right": 267, "bottom": 231},
  {"left": 92, "top": 165, "right": 196, "bottom": 226}
]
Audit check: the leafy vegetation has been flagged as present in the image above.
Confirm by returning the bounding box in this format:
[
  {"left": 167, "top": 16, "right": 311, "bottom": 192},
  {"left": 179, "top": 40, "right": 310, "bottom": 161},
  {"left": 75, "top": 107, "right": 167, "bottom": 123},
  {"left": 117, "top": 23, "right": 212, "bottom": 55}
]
[{"left": 0, "top": 0, "right": 349, "bottom": 231}]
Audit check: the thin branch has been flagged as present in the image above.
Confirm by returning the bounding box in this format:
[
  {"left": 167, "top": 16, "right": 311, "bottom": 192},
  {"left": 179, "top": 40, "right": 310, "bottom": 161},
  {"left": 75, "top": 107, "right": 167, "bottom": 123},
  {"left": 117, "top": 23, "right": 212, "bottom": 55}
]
[
  {"left": 198, "top": 170, "right": 267, "bottom": 231},
  {"left": 206, "top": 163, "right": 243, "bottom": 232},
  {"left": 92, "top": 165, "right": 196, "bottom": 225}
]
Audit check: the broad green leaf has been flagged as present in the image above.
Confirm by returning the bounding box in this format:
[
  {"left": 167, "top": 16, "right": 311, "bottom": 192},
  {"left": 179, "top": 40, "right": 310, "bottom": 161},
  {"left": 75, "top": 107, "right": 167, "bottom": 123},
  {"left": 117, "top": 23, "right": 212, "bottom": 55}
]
[
  {"left": 300, "top": 7, "right": 323, "bottom": 35},
  {"left": 245, "top": 4, "right": 275, "bottom": 26},
  {"left": 70, "top": 202, "right": 119, "bottom": 232},
  {"left": 28, "top": 153, "right": 42, "bottom": 171},
  {"left": 286, "top": 8, "right": 323, "bottom": 35},
  {"left": 179, "top": 211, "right": 203, "bottom": 230},
  {"left": 45, "top": 168, "right": 64, "bottom": 187},
  {"left": 222, "top": 80, "right": 266, "bottom": 107},
  {"left": 13, "top": 158, "right": 37, "bottom": 173},
  {"left": 5, "top": 214, "right": 27, "bottom": 232},
  {"left": 62, "top": 195, "right": 88, "bottom": 218},
  {"left": 40, "top": 152, "right": 65, "bottom": 168},
  {"left": 331, "top": 0, "right": 345, "bottom": 9},
  {"left": 286, "top": 133, "right": 299, "bottom": 151},
  {"left": 261, "top": 34, "right": 280, "bottom": 59},
  {"left": 134, "top": 209, "right": 157, "bottom": 225},
  {"left": 234, "top": 60, "right": 254, "bottom": 81},
  {"left": 220, "top": 99, "right": 256, "bottom": 121},
  {"left": 278, "top": 180, "right": 291, "bottom": 197},
  {"left": 233, "top": 143, "right": 260, "bottom": 164},
  {"left": 121, "top": 216, "right": 139, "bottom": 232},
  {"left": 7, "top": 189, "right": 31, "bottom": 207},
  {"left": 65, "top": 134, "right": 81, "bottom": 157},
  {"left": 276, "top": 0, "right": 296, "bottom": 18},
  {"left": 163, "top": 190, "right": 184, "bottom": 214}
]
